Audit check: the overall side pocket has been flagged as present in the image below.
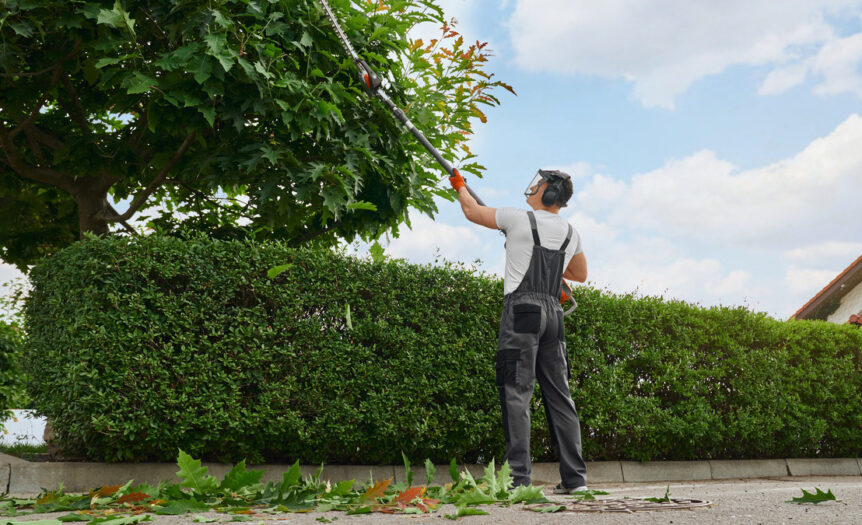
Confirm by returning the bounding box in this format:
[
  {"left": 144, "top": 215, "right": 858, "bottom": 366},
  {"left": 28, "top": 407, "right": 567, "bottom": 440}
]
[{"left": 495, "top": 348, "right": 521, "bottom": 386}]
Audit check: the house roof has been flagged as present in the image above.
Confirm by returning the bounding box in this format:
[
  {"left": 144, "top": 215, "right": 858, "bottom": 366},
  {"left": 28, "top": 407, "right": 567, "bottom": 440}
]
[{"left": 792, "top": 254, "right": 862, "bottom": 320}]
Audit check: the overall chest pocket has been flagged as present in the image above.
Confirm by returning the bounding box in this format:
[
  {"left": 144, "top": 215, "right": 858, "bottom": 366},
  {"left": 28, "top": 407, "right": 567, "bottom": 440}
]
[{"left": 513, "top": 303, "right": 541, "bottom": 333}]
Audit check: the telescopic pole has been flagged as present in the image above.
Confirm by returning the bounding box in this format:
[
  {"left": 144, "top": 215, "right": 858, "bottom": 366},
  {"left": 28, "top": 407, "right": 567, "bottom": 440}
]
[{"left": 316, "top": 0, "right": 486, "bottom": 206}]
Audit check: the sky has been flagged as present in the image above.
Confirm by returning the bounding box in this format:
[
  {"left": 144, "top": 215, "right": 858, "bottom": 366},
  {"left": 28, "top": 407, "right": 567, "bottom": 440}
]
[{"left": 3, "top": 0, "right": 862, "bottom": 321}]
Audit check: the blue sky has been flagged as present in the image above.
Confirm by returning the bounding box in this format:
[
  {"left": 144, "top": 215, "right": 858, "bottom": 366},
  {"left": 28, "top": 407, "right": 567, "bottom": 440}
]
[
  {"left": 2, "top": 0, "right": 862, "bottom": 321},
  {"left": 368, "top": 0, "right": 862, "bottom": 319}
]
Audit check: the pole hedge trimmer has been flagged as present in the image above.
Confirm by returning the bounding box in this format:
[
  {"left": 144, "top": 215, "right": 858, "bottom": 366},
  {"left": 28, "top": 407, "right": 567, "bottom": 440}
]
[{"left": 317, "top": 0, "right": 578, "bottom": 315}]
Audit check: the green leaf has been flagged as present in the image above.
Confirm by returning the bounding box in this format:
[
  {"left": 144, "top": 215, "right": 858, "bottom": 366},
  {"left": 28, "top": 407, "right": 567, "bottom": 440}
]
[
  {"left": 152, "top": 500, "right": 209, "bottom": 516},
  {"left": 329, "top": 480, "right": 354, "bottom": 497},
  {"left": 508, "top": 485, "right": 548, "bottom": 504},
  {"left": 126, "top": 72, "right": 157, "bottom": 95},
  {"left": 9, "top": 21, "right": 34, "bottom": 37},
  {"left": 97, "top": 0, "right": 134, "bottom": 36},
  {"left": 94, "top": 57, "right": 123, "bottom": 69},
  {"left": 299, "top": 31, "right": 312, "bottom": 47},
  {"left": 176, "top": 449, "right": 219, "bottom": 496},
  {"left": 198, "top": 106, "right": 215, "bottom": 127},
  {"left": 220, "top": 460, "right": 264, "bottom": 491},
  {"left": 369, "top": 241, "right": 385, "bottom": 264},
  {"left": 444, "top": 506, "right": 488, "bottom": 519},
  {"left": 345, "top": 506, "right": 371, "bottom": 515},
  {"left": 449, "top": 459, "right": 460, "bottom": 483},
  {"left": 530, "top": 504, "right": 565, "bottom": 513},
  {"left": 89, "top": 516, "right": 151, "bottom": 525},
  {"left": 402, "top": 452, "right": 414, "bottom": 487},
  {"left": 56, "top": 514, "right": 92, "bottom": 522},
  {"left": 267, "top": 264, "right": 292, "bottom": 279},
  {"left": 191, "top": 516, "right": 218, "bottom": 523},
  {"left": 787, "top": 487, "right": 837, "bottom": 505},
  {"left": 480, "top": 459, "right": 498, "bottom": 496},
  {"left": 346, "top": 201, "right": 377, "bottom": 212},
  {"left": 424, "top": 459, "right": 436, "bottom": 486},
  {"left": 455, "top": 489, "right": 496, "bottom": 507},
  {"left": 345, "top": 303, "right": 352, "bottom": 330},
  {"left": 204, "top": 33, "right": 235, "bottom": 72},
  {"left": 211, "top": 9, "right": 233, "bottom": 28},
  {"left": 644, "top": 485, "right": 671, "bottom": 503},
  {"left": 280, "top": 460, "right": 302, "bottom": 490},
  {"left": 495, "top": 461, "right": 514, "bottom": 497}
]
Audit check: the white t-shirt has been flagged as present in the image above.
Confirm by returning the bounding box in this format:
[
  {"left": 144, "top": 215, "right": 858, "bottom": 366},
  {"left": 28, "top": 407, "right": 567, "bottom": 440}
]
[{"left": 495, "top": 207, "right": 583, "bottom": 295}]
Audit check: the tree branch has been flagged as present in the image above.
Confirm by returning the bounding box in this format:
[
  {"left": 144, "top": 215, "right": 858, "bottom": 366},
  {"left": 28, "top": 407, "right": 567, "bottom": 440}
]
[
  {"left": 60, "top": 73, "right": 90, "bottom": 134},
  {"left": 10, "top": 66, "right": 62, "bottom": 139},
  {"left": 166, "top": 177, "right": 258, "bottom": 222},
  {"left": 111, "top": 131, "right": 197, "bottom": 222},
  {"left": 24, "top": 128, "right": 48, "bottom": 167},
  {"left": 25, "top": 124, "right": 65, "bottom": 150},
  {"left": 0, "top": 40, "right": 82, "bottom": 78},
  {"left": 0, "top": 124, "right": 73, "bottom": 190},
  {"left": 294, "top": 219, "right": 343, "bottom": 245},
  {"left": 103, "top": 201, "right": 139, "bottom": 235}
]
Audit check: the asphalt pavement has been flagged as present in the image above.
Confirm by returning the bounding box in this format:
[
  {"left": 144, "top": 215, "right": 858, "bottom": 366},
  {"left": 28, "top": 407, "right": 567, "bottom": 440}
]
[{"left": 4, "top": 475, "right": 861, "bottom": 525}]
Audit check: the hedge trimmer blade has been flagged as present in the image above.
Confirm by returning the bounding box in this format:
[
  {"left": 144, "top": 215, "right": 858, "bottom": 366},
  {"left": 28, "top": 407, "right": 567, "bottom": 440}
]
[{"left": 315, "top": 0, "right": 485, "bottom": 205}]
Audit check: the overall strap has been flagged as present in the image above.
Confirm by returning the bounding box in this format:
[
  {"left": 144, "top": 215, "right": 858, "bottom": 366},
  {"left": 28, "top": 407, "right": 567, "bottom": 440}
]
[
  {"left": 527, "top": 211, "right": 541, "bottom": 246},
  {"left": 559, "top": 224, "right": 573, "bottom": 251}
]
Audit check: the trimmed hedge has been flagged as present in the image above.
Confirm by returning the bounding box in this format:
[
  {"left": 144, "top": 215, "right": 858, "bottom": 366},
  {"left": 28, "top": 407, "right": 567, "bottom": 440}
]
[
  {"left": 0, "top": 322, "right": 26, "bottom": 424},
  {"left": 24, "top": 235, "right": 862, "bottom": 463}
]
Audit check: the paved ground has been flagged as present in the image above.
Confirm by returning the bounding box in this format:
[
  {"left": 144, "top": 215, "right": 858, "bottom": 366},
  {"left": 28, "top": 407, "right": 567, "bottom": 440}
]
[{"left": 4, "top": 476, "right": 861, "bottom": 525}]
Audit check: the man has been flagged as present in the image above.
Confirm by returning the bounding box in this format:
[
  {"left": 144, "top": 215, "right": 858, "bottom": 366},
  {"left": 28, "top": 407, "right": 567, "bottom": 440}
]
[{"left": 449, "top": 169, "right": 589, "bottom": 493}]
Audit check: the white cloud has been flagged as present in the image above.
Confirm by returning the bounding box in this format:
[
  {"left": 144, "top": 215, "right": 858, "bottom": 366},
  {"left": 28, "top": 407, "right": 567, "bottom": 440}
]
[
  {"left": 573, "top": 114, "right": 862, "bottom": 248},
  {"left": 561, "top": 114, "right": 862, "bottom": 318},
  {"left": 785, "top": 267, "right": 841, "bottom": 294},
  {"left": 507, "top": 0, "right": 862, "bottom": 107},
  {"left": 782, "top": 241, "right": 862, "bottom": 266},
  {"left": 760, "top": 32, "right": 862, "bottom": 97}
]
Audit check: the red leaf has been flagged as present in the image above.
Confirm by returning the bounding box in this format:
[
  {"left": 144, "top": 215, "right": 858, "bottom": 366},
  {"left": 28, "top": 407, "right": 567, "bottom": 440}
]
[
  {"left": 117, "top": 492, "right": 152, "bottom": 504},
  {"left": 393, "top": 486, "right": 425, "bottom": 507}
]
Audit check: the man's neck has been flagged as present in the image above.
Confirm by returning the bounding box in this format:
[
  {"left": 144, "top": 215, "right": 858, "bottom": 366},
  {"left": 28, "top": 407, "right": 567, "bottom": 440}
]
[{"left": 530, "top": 206, "right": 560, "bottom": 214}]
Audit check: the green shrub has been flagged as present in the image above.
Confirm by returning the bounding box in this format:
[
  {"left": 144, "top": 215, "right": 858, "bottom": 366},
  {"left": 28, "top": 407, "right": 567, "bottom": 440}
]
[
  {"left": 24, "top": 234, "right": 862, "bottom": 463},
  {"left": 0, "top": 322, "right": 26, "bottom": 424}
]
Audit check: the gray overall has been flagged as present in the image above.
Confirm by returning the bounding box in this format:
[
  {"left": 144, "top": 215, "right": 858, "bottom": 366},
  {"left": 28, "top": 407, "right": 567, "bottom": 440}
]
[{"left": 496, "top": 211, "right": 587, "bottom": 488}]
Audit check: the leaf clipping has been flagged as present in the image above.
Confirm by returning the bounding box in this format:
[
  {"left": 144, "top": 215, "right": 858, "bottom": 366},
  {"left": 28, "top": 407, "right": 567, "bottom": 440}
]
[
  {"left": 787, "top": 487, "right": 837, "bottom": 504},
  {"left": 176, "top": 449, "right": 219, "bottom": 495},
  {"left": 360, "top": 478, "right": 391, "bottom": 502}
]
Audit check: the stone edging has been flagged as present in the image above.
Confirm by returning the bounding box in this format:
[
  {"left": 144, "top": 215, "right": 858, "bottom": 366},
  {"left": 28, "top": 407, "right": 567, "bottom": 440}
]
[{"left": 2, "top": 453, "right": 860, "bottom": 495}]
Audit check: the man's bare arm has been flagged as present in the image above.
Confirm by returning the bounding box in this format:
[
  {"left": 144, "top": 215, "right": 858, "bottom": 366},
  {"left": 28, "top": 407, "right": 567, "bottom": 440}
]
[
  {"left": 563, "top": 252, "right": 587, "bottom": 282},
  {"left": 457, "top": 186, "right": 497, "bottom": 229}
]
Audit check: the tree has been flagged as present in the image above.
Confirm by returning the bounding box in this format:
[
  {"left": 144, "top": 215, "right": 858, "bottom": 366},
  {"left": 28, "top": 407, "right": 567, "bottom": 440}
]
[{"left": 0, "top": 0, "right": 511, "bottom": 271}]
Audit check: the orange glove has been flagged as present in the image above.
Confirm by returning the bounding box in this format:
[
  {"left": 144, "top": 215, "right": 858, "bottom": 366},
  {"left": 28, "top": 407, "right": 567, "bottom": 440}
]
[
  {"left": 560, "top": 281, "right": 572, "bottom": 304},
  {"left": 449, "top": 168, "right": 465, "bottom": 191}
]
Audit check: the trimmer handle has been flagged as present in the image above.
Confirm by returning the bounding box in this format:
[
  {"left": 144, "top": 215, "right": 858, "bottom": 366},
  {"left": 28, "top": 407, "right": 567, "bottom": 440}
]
[{"left": 560, "top": 280, "right": 578, "bottom": 316}]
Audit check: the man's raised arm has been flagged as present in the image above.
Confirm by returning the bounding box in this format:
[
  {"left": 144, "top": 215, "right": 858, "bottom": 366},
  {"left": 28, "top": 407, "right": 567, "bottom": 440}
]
[{"left": 451, "top": 172, "right": 497, "bottom": 229}]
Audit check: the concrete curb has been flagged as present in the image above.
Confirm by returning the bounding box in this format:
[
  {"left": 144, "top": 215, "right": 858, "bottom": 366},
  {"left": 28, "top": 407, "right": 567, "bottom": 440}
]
[{"left": 1, "top": 454, "right": 859, "bottom": 495}]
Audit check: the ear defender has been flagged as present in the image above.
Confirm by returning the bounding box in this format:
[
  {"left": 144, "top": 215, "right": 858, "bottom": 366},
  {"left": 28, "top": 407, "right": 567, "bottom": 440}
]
[{"left": 541, "top": 179, "right": 561, "bottom": 207}]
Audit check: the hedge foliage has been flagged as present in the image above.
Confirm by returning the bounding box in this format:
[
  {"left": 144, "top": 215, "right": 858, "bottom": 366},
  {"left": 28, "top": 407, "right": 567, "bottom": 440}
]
[
  {"left": 0, "top": 322, "right": 26, "bottom": 423},
  {"left": 24, "top": 235, "right": 862, "bottom": 463}
]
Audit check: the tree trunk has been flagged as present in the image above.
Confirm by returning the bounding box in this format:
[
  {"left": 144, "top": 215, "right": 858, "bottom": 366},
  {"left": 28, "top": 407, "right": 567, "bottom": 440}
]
[{"left": 71, "top": 180, "right": 114, "bottom": 236}]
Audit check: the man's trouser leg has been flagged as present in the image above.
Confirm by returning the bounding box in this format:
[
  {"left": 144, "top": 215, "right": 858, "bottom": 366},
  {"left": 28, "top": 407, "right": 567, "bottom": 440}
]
[
  {"left": 496, "top": 298, "right": 541, "bottom": 487},
  {"left": 536, "top": 336, "right": 588, "bottom": 488},
  {"left": 498, "top": 365, "right": 536, "bottom": 487}
]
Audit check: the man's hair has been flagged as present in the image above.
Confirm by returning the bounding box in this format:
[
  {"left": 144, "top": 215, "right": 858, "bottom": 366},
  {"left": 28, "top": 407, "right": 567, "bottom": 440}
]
[{"left": 556, "top": 177, "right": 573, "bottom": 207}]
